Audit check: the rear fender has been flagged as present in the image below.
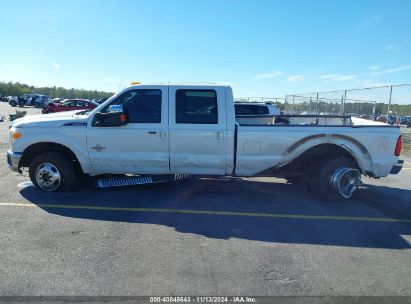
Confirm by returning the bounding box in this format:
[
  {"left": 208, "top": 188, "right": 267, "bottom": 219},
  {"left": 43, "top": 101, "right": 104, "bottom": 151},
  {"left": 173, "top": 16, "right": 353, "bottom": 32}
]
[{"left": 280, "top": 134, "right": 373, "bottom": 173}]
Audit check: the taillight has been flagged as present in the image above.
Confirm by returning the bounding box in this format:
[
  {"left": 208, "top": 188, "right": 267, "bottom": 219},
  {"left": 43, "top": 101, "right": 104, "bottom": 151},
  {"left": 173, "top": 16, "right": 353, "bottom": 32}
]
[{"left": 395, "top": 135, "right": 402, "bottom": 156}]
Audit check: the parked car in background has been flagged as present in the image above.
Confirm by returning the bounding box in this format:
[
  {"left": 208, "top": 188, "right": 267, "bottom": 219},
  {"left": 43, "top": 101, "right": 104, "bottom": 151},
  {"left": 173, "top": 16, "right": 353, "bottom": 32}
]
[
  {"left": 387, "top": 115, "right": 397, "bottom": 125},
  {"left": 376, "top": 115, "right": 388, "bottom": 123},
  {"left": 359, "top": 114, "right": 373, "bottom": 120},
  {"left": 42, "top": 99, "right": 98, "bottom": 114},
  {"left": 48, "top": 98, "right": 63, "bottom": 105},
  {"left": 30, "top": 95, "right": 51, "bottom": 108},
  {"left": 234, "top": 101, "right": 281, "bottom": 125},
  {"left": 403, "top": 116, "right": 411, "bottom": 128},
  {"left": 8, "top": 96, "right": 19, "bottom": 107},
  {"left": 8, "top": 94, "right": 51, "bottom": 108}
]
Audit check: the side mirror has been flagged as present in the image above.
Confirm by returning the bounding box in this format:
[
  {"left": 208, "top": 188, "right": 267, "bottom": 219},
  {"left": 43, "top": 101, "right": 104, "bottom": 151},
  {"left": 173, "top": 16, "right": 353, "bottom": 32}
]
[
  {"left": 108, "top": 105, "right": 123, "bottom": 113},
  {"left": 93, "top": 111, "right": 128, "bottom": 127}
]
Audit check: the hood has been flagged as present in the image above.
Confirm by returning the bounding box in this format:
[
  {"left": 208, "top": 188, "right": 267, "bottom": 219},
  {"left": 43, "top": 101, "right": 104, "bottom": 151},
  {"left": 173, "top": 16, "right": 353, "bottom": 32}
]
[{"left": 11, "top": 110, "right": 89, "bottom": 128}]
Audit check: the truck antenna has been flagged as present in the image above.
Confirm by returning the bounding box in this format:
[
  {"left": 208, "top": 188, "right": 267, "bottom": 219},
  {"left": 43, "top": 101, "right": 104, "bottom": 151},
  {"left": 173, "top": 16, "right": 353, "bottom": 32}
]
[{"left": 117, "top": 76, "right": 123, "bottom": 91}]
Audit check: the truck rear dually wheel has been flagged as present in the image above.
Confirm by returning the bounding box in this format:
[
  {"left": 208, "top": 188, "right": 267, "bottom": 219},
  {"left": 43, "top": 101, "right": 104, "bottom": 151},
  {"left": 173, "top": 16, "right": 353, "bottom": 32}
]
[
  {"left": 29, "top": 152, "right": 76, "bottom": 192},
  {"left": 311, "top": 157, "right": 361, "bottom": 200}
]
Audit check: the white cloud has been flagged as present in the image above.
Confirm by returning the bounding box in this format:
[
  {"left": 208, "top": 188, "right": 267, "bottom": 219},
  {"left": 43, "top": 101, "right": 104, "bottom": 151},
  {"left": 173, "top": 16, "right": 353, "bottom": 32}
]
[
  {"left": 256, "top": 70, "right": 283, "bottom": 80},
  {"left": 287, "top": 75, "right": 304, "bottom": 82},
  {"left": 333, "top": 75, "right": 357, "bottom": 81},
  {"left": 319, "top": 74, "right": 357, "bottom": 81},
  {"left": 52, "top": 63, "right": 61, "bottom": 69},
  {"left": 370, "top": 64, "right": 411, "bottom": 76},
  {"left": 319, "top": 74, "right": 340, "bottom": 79},
  {"left": 368, "top": 65, "right": 380, "bottom": 70}
]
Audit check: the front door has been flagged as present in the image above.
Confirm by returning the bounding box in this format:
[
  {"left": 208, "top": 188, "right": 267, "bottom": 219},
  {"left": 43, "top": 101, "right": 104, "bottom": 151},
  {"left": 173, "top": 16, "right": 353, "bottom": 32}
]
[
  {"left": 168, "top": 86, "right": 227, "bottom": 175},
  {"left": 86, "top": 86, "right": 169, "bottom": 174}
]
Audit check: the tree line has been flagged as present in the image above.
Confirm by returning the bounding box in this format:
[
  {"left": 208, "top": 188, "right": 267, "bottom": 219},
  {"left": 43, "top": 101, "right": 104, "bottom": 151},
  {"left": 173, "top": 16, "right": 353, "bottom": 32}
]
[{"left": 0, "top": 81, "right": 114, "bottom": 100}]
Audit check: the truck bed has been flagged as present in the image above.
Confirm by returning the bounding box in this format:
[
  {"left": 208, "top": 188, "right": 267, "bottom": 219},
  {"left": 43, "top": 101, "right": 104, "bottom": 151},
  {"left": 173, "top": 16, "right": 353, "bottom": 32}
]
[
  {"left": 235, "top": 114, "right": 391, "bottom": 127},
  {"left": 234, "top": 115, "right": 400, "bottom": 178}
]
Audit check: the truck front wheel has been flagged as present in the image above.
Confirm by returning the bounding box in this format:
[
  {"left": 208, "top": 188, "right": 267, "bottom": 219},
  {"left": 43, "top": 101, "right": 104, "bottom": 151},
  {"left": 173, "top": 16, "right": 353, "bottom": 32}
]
[
  {"left": 311, "top": 157, "right": 361, "bottom": 200},
  {"left": 29, "top": 152, "right": 76, "bottom": 192}
]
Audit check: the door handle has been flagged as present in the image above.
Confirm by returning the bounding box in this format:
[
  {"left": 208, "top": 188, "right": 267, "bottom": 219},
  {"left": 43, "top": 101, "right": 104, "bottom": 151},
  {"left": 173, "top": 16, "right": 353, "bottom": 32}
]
[
  {"left": 148, "top": 131, "right": 157, "bottom": 134},
  {"left": 216, "top": 132, "right": 224, "bottom": 141}
]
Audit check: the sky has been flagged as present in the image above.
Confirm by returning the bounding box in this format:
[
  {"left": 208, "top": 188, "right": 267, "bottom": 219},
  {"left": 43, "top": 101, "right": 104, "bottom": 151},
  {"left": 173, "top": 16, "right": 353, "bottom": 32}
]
[{"left": 0, "top": 0, "right": 411, "bottom": 98}]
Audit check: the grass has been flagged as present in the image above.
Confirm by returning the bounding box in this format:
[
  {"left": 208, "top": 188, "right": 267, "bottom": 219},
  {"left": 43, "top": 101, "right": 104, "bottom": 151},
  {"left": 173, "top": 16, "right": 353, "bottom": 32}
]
[{"left": 402, "top": 131, "right": 411, "bottom": 156}]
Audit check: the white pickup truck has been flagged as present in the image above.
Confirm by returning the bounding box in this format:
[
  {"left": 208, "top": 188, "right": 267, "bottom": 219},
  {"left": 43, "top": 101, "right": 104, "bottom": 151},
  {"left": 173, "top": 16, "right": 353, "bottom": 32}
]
[{"left": 7, "top": 83, "right": 403, "bottom": 199}]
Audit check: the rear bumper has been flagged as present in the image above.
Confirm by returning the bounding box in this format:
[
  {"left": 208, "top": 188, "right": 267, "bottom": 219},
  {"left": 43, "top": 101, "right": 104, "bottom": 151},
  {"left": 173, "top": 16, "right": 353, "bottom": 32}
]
[
  {"left": 390, "top": 159, "right": 403, "bottom": 174},
  {"left": 6, "top": 150, "right": 22, "bottom": 172}
]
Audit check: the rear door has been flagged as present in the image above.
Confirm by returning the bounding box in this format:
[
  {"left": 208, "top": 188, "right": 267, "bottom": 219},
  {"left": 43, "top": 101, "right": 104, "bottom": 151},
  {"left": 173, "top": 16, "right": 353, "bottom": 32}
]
[
  {"left": 86, "top": 86, "right": 169, "bottom": 174},
  {"left": 168, "top": 86, "right": 227, "bottom": 175}
]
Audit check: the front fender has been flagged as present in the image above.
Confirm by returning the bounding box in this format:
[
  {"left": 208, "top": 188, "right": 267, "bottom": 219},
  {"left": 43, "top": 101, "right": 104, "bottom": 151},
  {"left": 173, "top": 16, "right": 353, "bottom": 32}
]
[{"left": 14, "top": 127, "right": 91, "bottom": 173}]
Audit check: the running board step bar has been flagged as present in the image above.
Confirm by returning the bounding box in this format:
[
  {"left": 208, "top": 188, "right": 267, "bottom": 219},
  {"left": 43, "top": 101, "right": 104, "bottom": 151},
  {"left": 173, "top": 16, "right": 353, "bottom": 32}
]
[{"left": 95, "top": 174, "right": 194, "bottom": 188}]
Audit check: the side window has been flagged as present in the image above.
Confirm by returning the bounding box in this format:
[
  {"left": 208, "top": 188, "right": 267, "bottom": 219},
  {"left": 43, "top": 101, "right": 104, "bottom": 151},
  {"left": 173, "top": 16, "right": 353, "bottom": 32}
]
[
  {"left": 235, "top": 105, "right": 269, "bottom": 115},
  {"left": 76, "top": 101, "right": 83, "bottom": 107},
  {"left": 235, "top": 105, "right": 252, "bottom": 115},
  {"left": 256, "top": 105, "right": 269, "bottom": 114},
  {"left": 105, "top": 89, "right": 162, "bottom": 123},
  {"left": 176, "top": 90, "right": 218, "bottom": 124}
]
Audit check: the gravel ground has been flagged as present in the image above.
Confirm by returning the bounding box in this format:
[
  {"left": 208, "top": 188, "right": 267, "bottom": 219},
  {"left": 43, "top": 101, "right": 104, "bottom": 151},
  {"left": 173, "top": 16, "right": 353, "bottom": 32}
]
[{"left": 401, "top": 127, "right": 411, "bottom": 155}]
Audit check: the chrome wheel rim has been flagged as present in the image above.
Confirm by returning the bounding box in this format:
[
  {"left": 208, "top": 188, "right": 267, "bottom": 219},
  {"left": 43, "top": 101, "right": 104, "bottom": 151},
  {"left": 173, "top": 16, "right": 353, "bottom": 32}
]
[
  {"left": 331, "top": 167, "right": 361, "bottom": 199},
  {"left": 35, "top": 163, "right": 61, "bottom": 191}
]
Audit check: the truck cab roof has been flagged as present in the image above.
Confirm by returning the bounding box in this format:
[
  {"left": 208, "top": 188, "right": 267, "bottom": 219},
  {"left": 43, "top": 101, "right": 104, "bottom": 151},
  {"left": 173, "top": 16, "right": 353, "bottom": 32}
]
[{"left": 129, "top": 82, "right": 230, "bottom": 88}]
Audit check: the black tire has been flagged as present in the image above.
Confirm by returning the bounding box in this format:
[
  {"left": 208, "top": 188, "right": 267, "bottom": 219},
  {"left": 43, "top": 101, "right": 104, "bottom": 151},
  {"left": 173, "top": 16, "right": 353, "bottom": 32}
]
[
  {"left": 46, "top": 109, "right": 54, "bottom": 114},
  {"left": 10, "top": 101, "right": 16, "bottom": 107},
  {"left": 18, "top": 102, "right": 24, "bottom": 108},
  {"left": 310, "top": 157, "right": 357, "bottom": 200},
  {"left": 29, "top": 152, "right": 76, "bottom": 192},
  {"left": 34, "top": 102, "right": 39, "bottom": 108}
]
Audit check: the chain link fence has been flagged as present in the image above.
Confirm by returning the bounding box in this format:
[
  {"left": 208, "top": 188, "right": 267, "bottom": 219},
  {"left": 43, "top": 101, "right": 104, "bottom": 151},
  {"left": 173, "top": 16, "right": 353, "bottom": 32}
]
[
  {"left": 237, "top": 84, "right": 411, "bottom": 124},
  {"left": 283, "top": 84, "right": 411, "bottom": 118}
]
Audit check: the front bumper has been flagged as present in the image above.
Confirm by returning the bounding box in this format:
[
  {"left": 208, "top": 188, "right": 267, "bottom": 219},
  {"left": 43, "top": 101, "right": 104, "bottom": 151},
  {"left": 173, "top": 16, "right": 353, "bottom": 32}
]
[
  {"left": 390, "top": 159, "right": 404, "bottom": 174},
  {"left": 6, "top": 150, "right": 23, "bottom": 172}
]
